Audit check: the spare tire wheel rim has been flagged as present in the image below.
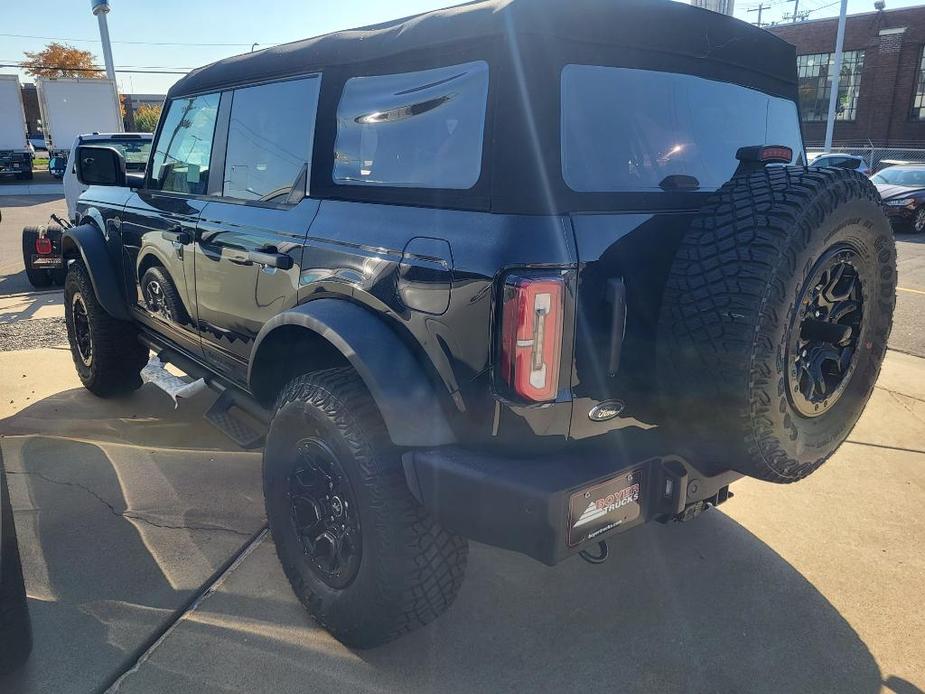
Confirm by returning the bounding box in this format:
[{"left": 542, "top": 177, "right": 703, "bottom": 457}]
[
  {"left": 287, "top": 438, "right": 362, "bottom": 589},
  {"left": 786, "top": 244, "right": 864, "bottom": 418},
  {"left": 72, "top": 292, "right": 93, "bottom": 367}
]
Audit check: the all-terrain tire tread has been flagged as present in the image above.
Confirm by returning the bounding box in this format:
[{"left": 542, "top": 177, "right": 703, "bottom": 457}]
[
  {"left": 64, "top": 260, "right": 149, "bottom": 397},
  {"left": 658, "top": 166, "right": 896, "bottom": 483},
  {"left": 267, "top": 368, "right": 468, "bottom": 648}
]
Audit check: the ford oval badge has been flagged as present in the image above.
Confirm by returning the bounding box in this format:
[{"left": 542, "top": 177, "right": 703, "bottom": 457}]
[{"left": 588, "top": 400, "right": 624, "bottom": 422}]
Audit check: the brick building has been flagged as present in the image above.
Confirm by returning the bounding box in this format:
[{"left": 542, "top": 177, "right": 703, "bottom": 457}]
[{"left": 768, "top": 5, "right": 925, "bottom": 147}]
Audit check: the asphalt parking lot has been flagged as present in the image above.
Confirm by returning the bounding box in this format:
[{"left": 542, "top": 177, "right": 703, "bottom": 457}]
[{"left": 1, "top": 195, "right": 923, "bottom": 693}]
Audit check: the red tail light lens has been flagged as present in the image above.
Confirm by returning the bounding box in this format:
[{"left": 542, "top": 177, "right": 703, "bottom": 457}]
[
  {"left": 35, "top": 237, "right": 53, "bottom": 255},
  {"left": 499, "top": 275, "right": 564, "bottom": 402}
]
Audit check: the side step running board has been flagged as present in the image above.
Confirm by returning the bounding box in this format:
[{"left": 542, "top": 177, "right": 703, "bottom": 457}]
[
  {"left": 137, "top": 333, "right": 270, "bottom": 449},
  {"left": 204, "top": 391, "right": 265, "bottom": 449}
]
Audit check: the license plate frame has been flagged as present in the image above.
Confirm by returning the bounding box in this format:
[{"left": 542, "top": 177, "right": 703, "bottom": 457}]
[{"left": 568, "top": 468, "right": 643, "bottom": 547}]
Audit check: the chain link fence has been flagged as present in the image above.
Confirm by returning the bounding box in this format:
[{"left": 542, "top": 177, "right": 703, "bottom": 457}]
[{"left": 806, "top": 145, "right": 925, "bottom": 172}]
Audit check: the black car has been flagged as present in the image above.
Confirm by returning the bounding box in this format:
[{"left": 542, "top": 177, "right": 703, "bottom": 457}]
[
  {"left": 871, "top": 164, "right": 925, "bottom": 233},
  {"left": 61, "top": 0, "right": 896, "bottom": 648}
]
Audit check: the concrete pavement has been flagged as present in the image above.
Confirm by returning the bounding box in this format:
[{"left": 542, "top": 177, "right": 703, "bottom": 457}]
[
  {"left": 0, "top": 348, "right": 265, "bottom": 694},
  {"left": 0, "top": 345, "right": 922, "bottom": 693}
]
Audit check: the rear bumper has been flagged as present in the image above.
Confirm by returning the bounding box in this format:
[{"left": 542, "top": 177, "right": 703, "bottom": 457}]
[{"left": 402, "top": 442, "right": 740, "bottom": 566}]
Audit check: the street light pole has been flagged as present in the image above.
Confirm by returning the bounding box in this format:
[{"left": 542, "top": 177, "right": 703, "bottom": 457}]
[
  {"left": 824, "top": 0, "right": 849, "bottom": 152},
  {"left": 91, "top": 0, "right": 116, "bottom": 81}
]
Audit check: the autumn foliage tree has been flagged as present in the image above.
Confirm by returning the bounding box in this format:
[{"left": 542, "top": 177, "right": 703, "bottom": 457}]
[
  {"left": 133, "top": 103, "right": 163, "bottom": 133},
  {"left": 22, "top": 43, "right": 101, "bottom": 79}
]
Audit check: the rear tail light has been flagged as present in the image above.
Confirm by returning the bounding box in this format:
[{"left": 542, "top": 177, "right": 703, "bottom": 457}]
[
  {"left": 499, "top": 274, "right": 564, "bottom": 402},
  {"left": 35, "top": 237, "right": 53, "bottom": 255}
]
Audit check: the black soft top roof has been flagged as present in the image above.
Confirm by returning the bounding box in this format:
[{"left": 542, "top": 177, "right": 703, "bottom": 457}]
[{"left": 169, "top": 0, "right": 797, "bottom": 99}]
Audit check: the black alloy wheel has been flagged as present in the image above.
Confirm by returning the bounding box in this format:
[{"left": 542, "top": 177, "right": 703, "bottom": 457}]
[
  {"left": 71, "top": 292, "right": 93, "bottom": 367},
  {"left": 288, "top": 438, "right": 362, "bottom": 589},
  {"left": 787, "top": 245, "right": 864, "bottom": 418}
]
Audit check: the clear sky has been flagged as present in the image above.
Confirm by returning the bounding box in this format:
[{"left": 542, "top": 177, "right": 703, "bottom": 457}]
[{"left": 1, "top": 0, "right": 923, "bottom": 95}]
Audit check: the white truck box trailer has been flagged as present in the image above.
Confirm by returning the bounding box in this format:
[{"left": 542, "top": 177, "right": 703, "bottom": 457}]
[
  {"left": 36, "top": 78, "right": 123, "bottom": 157},
  {"left": 0, "top": 74, "right": 34, "bottom": 179}
]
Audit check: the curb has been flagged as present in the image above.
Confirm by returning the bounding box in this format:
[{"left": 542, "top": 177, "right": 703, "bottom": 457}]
[{"left": 0, "top": 185, "right": 63, "bottom": 196}]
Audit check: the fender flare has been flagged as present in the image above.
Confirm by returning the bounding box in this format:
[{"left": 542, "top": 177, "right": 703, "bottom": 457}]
[
  {"left": 61, "top": 223, "right": 130, "bottom": 321},
  {"left": 249, "top": 299, "right": 456, "bottom": 447}
]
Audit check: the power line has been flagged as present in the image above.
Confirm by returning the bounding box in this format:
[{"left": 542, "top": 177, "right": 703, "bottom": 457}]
[
  {"left": 0, "top": 63, "right": 187, "bottom": 75},
  {"left": 0, "top": 32, "right": 274, "bottom": 48}
]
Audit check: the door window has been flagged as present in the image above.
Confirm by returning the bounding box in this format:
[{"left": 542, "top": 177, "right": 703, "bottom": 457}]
[
  {"left": 148, "top": 93, "right": 219, "bottom": 195},
  {"left": 333, "top": 61, "right": 489, "bottom": 189},
  {"left": 223, "top": 76, "right": 321, "bottom": 203}
]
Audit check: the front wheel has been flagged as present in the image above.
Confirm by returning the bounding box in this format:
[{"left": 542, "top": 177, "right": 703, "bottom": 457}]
[
  {"left": 263, "top": 368, "right": 468, "bottom": 649},
  {"left": 64, "top": 261, "right": 149, "bottom": 396}
]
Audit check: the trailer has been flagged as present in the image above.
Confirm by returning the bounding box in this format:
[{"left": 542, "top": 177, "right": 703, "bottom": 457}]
[
  {"left": 36, "top": 77, "right": 123, "bottom": 163},
  {"left": 0, "top": 75, "right": 34, "bottom": 180}
]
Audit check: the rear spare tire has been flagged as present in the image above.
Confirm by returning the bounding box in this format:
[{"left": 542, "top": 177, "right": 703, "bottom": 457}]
[
  {"left": 21, "top": 226, "right": 52, "bottom": 288},
  {"left": 658, "top": 166, "right": 896, "bottom": 483}
]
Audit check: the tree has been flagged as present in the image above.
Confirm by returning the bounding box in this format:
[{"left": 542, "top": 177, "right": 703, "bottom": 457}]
[
  {"left": 133, "top": 103, "right": 162, "bottom": 133},
  {"left": 22, "top": 42, "right": 101, "bottom": 79}
]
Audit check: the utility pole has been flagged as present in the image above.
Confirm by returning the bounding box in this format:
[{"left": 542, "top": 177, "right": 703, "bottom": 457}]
[
  {"left": 91, "top": 0, "right": 116, "bottom": 81},
  {"left": 790, "top": 0, "right": 799, "bottom": 22},
  {"left": 748, "top": 2, "right": 771, "bottom": 27},
  {"left": 824, "top": 0, "right": 849, "bottom": 152}
]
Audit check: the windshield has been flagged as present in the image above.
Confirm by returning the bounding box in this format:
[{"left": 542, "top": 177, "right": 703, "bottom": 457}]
[{"left": 871, "top": 167, "right": 925, "bottom": 186}]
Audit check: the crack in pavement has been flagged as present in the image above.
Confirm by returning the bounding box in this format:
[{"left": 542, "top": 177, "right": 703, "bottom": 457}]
[{"left": 6, "top": 469, "right": 254, "bottom": 537}]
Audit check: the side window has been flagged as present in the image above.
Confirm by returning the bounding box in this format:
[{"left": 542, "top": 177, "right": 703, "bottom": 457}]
[
  {"left": 334, "top": 61, "right": 489, "bottom": 190},
  {"left": 223, "top": 76, "right": 321, "bottom": 203},
  {"left": 148, "top": 93, "right": 219, "bottom": 195}
]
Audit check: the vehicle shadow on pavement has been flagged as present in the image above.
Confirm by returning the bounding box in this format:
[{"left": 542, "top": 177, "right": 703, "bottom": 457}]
[
  {"left": 105, "top": 507, "right": 891, "bottom": 693},
  {"left": 0, "top": 385, "right": 909, "bottom": 694},
  {"left": 0, "top": 385, "right": 265, "bottom": 694}
]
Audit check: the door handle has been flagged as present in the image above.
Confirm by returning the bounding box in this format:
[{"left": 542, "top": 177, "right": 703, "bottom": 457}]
[
  {"left": 161, "top": 226, "right": 191, "bottom": 245},
  {"left": 248, "top": 249, "right": 293, "bottom": 270}
]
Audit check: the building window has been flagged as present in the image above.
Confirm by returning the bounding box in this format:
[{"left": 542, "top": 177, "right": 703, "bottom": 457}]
[
  {"left": 796, "top": 50, "right": 865, "bottom": 121},
  {"left": 912, "top": 49, "right": 925, "bottom": 120}
]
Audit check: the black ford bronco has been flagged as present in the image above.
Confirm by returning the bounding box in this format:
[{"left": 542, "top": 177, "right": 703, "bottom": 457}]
[{"left": 62, "top": 0, "right": 896, "bottom": 648}]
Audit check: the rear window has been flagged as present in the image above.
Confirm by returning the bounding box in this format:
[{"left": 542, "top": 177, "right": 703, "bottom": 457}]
[
  {"left": 561, "top": 65, "right": 804, "bottom": 193},
  {"left": 333, "top": 61, "right": 489, "bottom": 189}
]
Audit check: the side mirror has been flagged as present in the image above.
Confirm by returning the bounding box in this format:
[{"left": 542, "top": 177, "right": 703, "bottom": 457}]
[{"left": 75, "top": 145, "right": 126, "bottom": 186}]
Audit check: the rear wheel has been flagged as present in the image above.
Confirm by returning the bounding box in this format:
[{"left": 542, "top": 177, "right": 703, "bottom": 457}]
[
  {"left": 64, "top": 261, "right": 149, "bottom": 396},
  {"left": 263, "top": 368, "right": 468, "bottom": 648},
  {"left": 658, "top": 167, "right": 896, "bottom": 483},
  {"left": 21, "top": 226, "right": 52, "bottom": 288}
]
